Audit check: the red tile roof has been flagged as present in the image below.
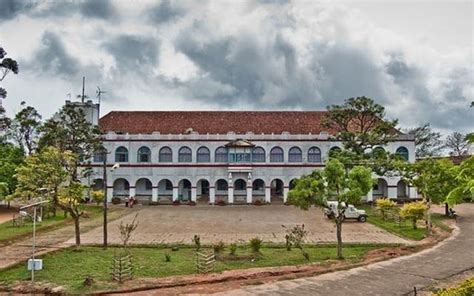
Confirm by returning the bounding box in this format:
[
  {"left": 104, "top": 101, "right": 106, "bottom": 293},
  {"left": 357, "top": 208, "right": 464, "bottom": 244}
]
[{"left": 99, "top": 111, "right": 339, "bottom": 135}]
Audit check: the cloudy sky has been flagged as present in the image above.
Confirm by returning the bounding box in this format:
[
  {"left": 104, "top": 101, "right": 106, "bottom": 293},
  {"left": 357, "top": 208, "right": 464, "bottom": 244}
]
[{"left": 0, "top": 0, "right": 472, "bottom": 134}]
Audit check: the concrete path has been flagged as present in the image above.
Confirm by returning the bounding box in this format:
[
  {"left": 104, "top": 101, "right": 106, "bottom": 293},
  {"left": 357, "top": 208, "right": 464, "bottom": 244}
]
[
  {"left": 215, "top": 204, "right": 474, "bottom": 295},
  {"left": 73, "top": 205, "right": 410, "bottom": 245}
]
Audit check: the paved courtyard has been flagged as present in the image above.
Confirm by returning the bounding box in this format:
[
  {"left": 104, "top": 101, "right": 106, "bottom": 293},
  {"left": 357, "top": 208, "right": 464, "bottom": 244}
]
[{"left": 73, "top": 205, "right": 410, "bottom": 245}]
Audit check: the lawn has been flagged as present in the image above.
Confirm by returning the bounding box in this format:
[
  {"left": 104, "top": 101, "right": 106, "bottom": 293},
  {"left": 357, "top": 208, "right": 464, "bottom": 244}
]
[
  {"left": 362, "top": 205, "right": 452, "bottom": 241},
  {"left": 0, "top": 205, "right": 105, "bottom": 244},
  {"left": 0, "top": 244, "right": 388, "bottom": 293}
]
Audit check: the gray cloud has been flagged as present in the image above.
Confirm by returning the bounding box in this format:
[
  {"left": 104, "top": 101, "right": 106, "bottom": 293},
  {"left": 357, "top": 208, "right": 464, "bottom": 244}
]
[
  {"left": 147, "top": 0, "right": 185, "bottom": 24},
  {"left": 0, "top": 0, "right": 37, "bottom": 22},
  {"left": 80, "top": 0, "right": 117, "bottom": 20}
]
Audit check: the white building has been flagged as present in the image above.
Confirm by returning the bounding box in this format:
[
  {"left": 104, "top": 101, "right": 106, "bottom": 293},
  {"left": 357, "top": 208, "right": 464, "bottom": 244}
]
[{"left": 86, "top": 109, "right": 417, "bottom": 204}]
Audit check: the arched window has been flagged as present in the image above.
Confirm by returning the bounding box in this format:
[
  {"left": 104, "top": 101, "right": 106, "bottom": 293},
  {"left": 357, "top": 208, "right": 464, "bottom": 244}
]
[
  {"left": 216, "top": 179, "right": 228, "bottom": 191},
  {"left": 215, "top": 146, "right": 228, "bottom": 162},
  {"left": 115, "top": 146, "right": 128, "bottom": 162},
  {"left": 373, "top": 147, "right": 386, "bottom": 158},
  {"left": 93, "top": 153, "right": 105, "bottom": 163},
  {"left": 137, "top": 146, "right": 151, "bottom": 163},
  {"left": 234, "top": 179, "right": 246, "bottom": 191},
  {"left": 252, "top": 147, "right": 266, "bottom": 162},
  {"left": 308, "top": 147, "right": 321, "bottom": 163},
  {"left": 270, "top": 147, "right": 284, "bottom": 162},
  {"left": 178, "top": 146, "right": 192, "bottom": 162},
  {"left": 159, "top": 147, "right": 172, "bottom": 162},
  {"left": 252, "top": 179, "right": 265, "bottom": 191},
  {"left": 396, "top": 146, "right": 409, "bottom": 161},
  {"left": 196, "top": 146, "right": 210, "bottom": 163},
  {"left": 329, "top": 146, "right": 342, "bottom": 157},
  {"left": 288, "top": 147, "right": 302, "bottom": 162}
]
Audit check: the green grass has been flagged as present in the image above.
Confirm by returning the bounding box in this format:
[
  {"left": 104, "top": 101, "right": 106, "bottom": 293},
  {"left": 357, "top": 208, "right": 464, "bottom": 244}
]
[
  {"left": 0, "top": 244, "right": 386, "bottom": 293},
  {"left": 0, "top": 205, "right": 105, "bottom": 245}
]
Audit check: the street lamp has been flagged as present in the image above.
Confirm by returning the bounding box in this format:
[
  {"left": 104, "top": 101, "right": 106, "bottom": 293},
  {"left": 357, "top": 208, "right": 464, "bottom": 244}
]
[
  {"left": 19, "top": 200, "right": 50, "bottom": 282},
  {"left": 100, "top": 148, "right": 119, "bottom": 249}
]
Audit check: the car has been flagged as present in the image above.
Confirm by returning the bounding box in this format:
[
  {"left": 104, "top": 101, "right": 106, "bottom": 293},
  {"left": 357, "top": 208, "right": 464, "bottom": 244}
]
[{"left": 324, "top": 201, "right": 368, "bottom": 222}]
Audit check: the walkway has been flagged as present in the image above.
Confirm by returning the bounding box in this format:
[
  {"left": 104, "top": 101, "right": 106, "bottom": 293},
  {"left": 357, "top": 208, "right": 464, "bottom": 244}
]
[{"left": 215, "top": 204, "right": 474, "bottom": 295}]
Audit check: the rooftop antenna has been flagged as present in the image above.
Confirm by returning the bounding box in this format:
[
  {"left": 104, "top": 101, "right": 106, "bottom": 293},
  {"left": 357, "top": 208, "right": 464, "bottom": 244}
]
[
  {"left": 96, "top": 86, "right": 107, "bottom": 105},
  {"left": 76, "top": 76, "right": 89, "bottom": 103}
]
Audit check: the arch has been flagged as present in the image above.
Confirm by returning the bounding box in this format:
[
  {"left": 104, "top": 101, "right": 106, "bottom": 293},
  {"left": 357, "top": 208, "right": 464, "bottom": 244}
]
[
  {"left": 234, "top": 179, "right": 247, "bottom": 197},
  {"left": 289, "top": 178, "right": 298, "bottom": 190},
  {"left": 178, "top": 146, "right": 192, "bottom": 162},
  {"left": 158, "top": 179, "right": 173, "bottom": 200},
  {"left": 159, "top": 147, "right": 172, "bottom": 162},
  {"left": 329, "top": 146, "right": 342, "bottom": 157},
  {"left": 288, "top": 146, "right": 302, "bottom": 162},
  {"left": 135, "top": 178, "right": 152, "bottom": 199},
  {"left": 396, "top": 146, "right": 409, "bottom": 161},
  {"left": 115, "top": 146, "right": 129, "bottom": 162},
  {"left": 92, "top": 178, "right": 104, "bottom": 192},
  {"left": 252, "top": 179, "right": 265, "bottom": 201},
  {"left": 373, "top": 146, "right": 385, "bottom": 155},
  {"left": 196, "top": 146, "right": 210, "bottom": 163},
  {"left": 197, "top": 179, "right": 210, "bottom": 202},
  {"left": 113, "top": 178, "right": 129, "bottom": 197},
  {"left": 373, "top": 178, "right": 388, "bottom": 199},
  {"left": 308, "top": 146, "right": 321, "bottom": 163},
  {"left": 270, "top": 178, "right": 284, "bottom": 200},
  {"left": 137, "top": 146, "right": 151, "bottom": 163},
  {"left": 178, "top": 179, "right": 192, "bottom": 201},
  {"left": 215, "top": 146, "right": 228, "bottom": 162},
  {"left": 397, "top": 180, "right": 408, "bottom": 198},
  {"left": 252, "top": 147, "right": 266, "bottom": 162},
  {"left": 270, "top": 146, "right": 284, "bottom": 162},
  {"left": 215, "top": 179, "right": 228, "bottom": 203}
]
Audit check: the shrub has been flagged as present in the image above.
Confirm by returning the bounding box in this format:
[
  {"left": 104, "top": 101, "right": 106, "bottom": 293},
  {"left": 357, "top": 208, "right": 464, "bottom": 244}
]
[
  {"left": 229, "top": 243, "right": 237, "bottom": 255},
  {"left": 253, "top": 199, "right": 263, "bottom": 206},
  {"left": 249, "top": 237, "right": 263, "bottom": 253},
  {"left": 91, "top": 190, "right": 104, "bottom": 205},
  {"left": 216, "top": 200, "right": 226, "bottom": 206},
  {"left": 375, "top": 198, "right": 397, "bottom": 220},
  {"left": 282, "top": 224, "right": 309, "bottom": 260},
  {"left": 435, "top": 277, "right": 474, "bottom": 296},
  {"left": 111, "top": 197, "right": 121, "bottom": 204},
  {"left": 171, "top": 245, "right": 179, "bottom": 251},
  {"left": 192, "top": 234, "right": 201, "bottom": 251},
  {"left": 400, "top": 201, "right": 427, "bottom": 229},
  {"left": 164, "top": 253, "right": 171, "bottom": 262},
  {"left": 285, "top": 234, "right": 291, "bottom": 251},
  {"left": 213, "top": 241, "right": 225, "bottom": 256}
]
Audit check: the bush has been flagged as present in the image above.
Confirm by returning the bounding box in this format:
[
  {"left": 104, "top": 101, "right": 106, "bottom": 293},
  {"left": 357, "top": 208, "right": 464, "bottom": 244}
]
[
  {"left": 216, "top": 200, "right": 226, "bottom": 206},
  {"left": 213, "top": 241, "right": 225, "bottom": 256},
  {"left": 229, "top": 243, "right": 237, "bottom": 255},
  {"left": 192, "top": 234, "right": 201, "bottom": 251},
  {"left": 400, "top": 201, "right": 427, "bottom": 229},
  {"left": 111, "top": 197, "right": 121, "bottom": 204},
  {"left": 375, "top": 198, "right": 397, "bottom": 220},
  {"left": 253, "top": 199, "right": 263, "bottom": 206},
  {"left": 91, "top": 190, "right": 104, "bottom": 205},
  {"left": 285, "top": 234, "right": 291, "bottom": 251},
  {"left": 164, "top": 253, "right": 171, "bottom": 262},
  {"left": 249, "top": 237, "right": 262, "bottom": 253},
  {"left": 435, "top": 277, "right": 474, "bottom": 296}
]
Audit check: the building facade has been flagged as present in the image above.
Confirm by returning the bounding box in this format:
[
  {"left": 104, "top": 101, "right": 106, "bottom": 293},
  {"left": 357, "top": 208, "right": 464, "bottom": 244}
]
[{"left": 86, "top": 110, "right": 417, "bottom": 204}]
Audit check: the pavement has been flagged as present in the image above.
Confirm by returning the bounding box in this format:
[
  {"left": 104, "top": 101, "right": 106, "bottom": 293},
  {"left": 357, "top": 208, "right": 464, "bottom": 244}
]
[
  {"left": 71, "top": 205, "right": 410, "bottom": 245},
  {"left": 214, "top": 203, "right": 474, "bottom": 295}
]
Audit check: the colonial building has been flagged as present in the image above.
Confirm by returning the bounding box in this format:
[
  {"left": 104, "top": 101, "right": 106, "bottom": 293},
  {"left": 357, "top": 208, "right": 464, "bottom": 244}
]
[{"left": 85, "top": 108, "right": 417, "bottom": 204}]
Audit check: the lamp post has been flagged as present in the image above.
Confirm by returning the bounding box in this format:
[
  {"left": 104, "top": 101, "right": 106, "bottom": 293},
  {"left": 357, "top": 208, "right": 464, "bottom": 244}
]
[{"left": 19, "top": 200, "right": 49, "bottom": 282}]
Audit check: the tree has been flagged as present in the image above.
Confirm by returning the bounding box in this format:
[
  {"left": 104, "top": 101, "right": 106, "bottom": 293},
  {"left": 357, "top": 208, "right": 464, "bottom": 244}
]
[
  {"left": 405, "top": 123, "right": 444, "bottom": 158},
  {"left": 0, "top": 142, "right": 24, "bottom": 202},
  {"left": 14, "top": 147, "right": 85, "bottom": 246},
  {"left": 323, "top": 96, "right": 398, "bottom": 155},
  {"left": 288, "top": 159, "right": 373, "bottom": 259},
  {"left": 446, "top": 156, "right": 474, "bottom": 207},
  {"left": 9, "top": 103, "right": 42, "bottom": 154},
  {"left": 0, "top": 45, "right": 19, "bottom": 100},
  {"left": 375, "top": 198, "right": 397, "bottom": 220},
  {"left": 445, "top": 132, "right": 471, "bottom": 157},
  {"left": 400, "top": 201, "right": 427, "bottom": 229}
]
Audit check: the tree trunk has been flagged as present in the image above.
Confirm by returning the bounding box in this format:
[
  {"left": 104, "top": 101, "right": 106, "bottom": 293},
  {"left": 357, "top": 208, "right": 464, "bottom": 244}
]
[
  {"left": 445, "top": 203, "right": 449, "bottom": 216},
  {"left": 336, "top": 219, "right": 343, "bottom": 259},
  {"left": 73, "top": 216, "right": 81, "bottom": 247},
  {"left": 426, "top": 199, "right": 432, "bottom": 234}
]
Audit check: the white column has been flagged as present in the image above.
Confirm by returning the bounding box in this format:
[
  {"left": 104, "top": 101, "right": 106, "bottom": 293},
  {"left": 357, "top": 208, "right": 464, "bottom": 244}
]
[
  {"left": 129, "top": 187, "right": 136, "bottom": 198},
  {"left": 191, "top": 187, "right": 197, "bottom": 202},
  {"left": 172, "top": 187, "right": 179, "bottom": 201},
  {"left": 228, "top": 187, "right": 234, "bottom": 204},
  {"left": 409, "top": 187, "right": 417, "bottom": 199},
  {"left": 388, "top": 187, "right": 397, "bottom": 199},
  {"left": 107, "top": 185, "right": 113, "bottom": 202},
  {"left": 366, "top": 188, "right": 373, "bottom": 202},
  {"left": 246, "top": 185, "right": 252, "bottom": 204},
  {"left": 265, "top": 187, "right": 271, "bottom": 203},
  {"left": 209, "top": 187, "right": 216, "bottom": 204},
  {"left": 152, "top": 187, "right": 158, "bottom": 202},
  {"left": 283, "top": 187, "right": 289, "bottom": 203}
]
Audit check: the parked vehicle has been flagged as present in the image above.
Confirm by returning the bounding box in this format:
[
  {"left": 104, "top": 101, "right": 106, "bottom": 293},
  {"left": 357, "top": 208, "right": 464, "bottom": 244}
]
[{"left": 324, "top": 201, "right": 368, "bottom": 222}]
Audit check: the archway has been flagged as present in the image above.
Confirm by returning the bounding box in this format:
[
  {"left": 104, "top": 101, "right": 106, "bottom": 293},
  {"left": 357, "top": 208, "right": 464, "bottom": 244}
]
[
  {"left": 92, "top": 179, "right": 104, "bottom": 192},
  {"left": 373, "top": 178, "right": 388, "bottom": 199},
  {"left": 158, "top": 179, "right": 173, "bottom": 201},
  {"left": 113, "top": 178, "right": 129, "bottom": 198},
  {"left": 252, "top": 179, "right": 265, "bottom": 202},
  {"left": 271, "top": 178, "right": 284, "bottom": 201},
  {"left": 178, "top": 179, "right": 192, "bottom": 201},
  {"left": 135, "top": 178, "right": 152, "bottom": 202},
  {"left": 197, "top": 179, "right": 210, "bottom": 203},
  {"left": 397, "top": 180, "right": 408, "bottom": 198},
  {"left": 215, "top": 179, "right": 228, "bottom": 203},
  {"left": 234, "top": 179, "right": 247, "bottom": 203}
]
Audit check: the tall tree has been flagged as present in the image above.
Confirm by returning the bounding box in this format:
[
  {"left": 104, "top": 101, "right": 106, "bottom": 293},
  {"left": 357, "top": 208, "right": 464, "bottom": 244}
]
[
  {"left": 405, "top": 123, "right": 444, "bottom": 158},
  {"left": 446, "top": 156, "right": 474, "bottom": 207},
  {"left": 0, "top": 45, "right": 19, "bottom": 135},
  {"left": 10, "top": 102, "right": 42, "bottom": 154},
  {"left": 323, "top": 96, "right": 399, "bottom": 155},
  {"left": 288, "top": 159, "right": 373, "bottom": 259},
  {"left": 14, "top": 147, "right": 85, "bottom": 246},
  {"left": 0, "top": 142, "right": 24, "bottom": 201},
  {"left": 445, "top": 132, "right": 471, "bottom": 157}
]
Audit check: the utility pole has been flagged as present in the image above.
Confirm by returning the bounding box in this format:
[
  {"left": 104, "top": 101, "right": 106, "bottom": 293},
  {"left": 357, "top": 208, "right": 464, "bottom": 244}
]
[
  {"left": 81, "top": 76, "right": 85, "bottom": 103},
  {"left": 102, "top": 149, "right": 108, "bottom": 248}
]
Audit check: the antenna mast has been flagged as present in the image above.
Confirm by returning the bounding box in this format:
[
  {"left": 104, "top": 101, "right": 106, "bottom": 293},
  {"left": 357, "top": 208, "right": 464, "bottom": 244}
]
[{"left": 81, "top": 76, "right": 85, "bottom": 103}]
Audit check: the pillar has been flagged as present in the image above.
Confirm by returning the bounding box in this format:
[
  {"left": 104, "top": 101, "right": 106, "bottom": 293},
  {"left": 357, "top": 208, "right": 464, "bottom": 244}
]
[
  {"left": 152, "top": 187, "right": 158, "bottom": 202},
  {"left": 366, "top": 188, "right": 373, "bottom": 202},
  {"left": 107, "top": 186, "right": 113, "bottom": 202},
  {"left": 228, "top": 187, "right": 234, "bottom": 204},
  {"left": 246, "top": 185, "right": 252, "bottom": 204},
  {"left": 388, "top": 186, "right": 397, "bottom": 199},
  {"left": 265, "top": 186, "right": 271, "bottom": 203},
  {"left": 283, "top": 186, "right": 289, "bottom": 203},
  {"left": 209, "top": 187, "right": 216, "bottom": 204},
  {"left": 409, "top": 187, "right": 417, "bottom": 199},
  {"left": 191, "top": 187, "right": 197, "bottom": 202},
  {"left": 129, "top": 187, "right": 136, "bottom": 198},
  {"left": 172, "top": 187, "right": 179, "bottom": 201}
]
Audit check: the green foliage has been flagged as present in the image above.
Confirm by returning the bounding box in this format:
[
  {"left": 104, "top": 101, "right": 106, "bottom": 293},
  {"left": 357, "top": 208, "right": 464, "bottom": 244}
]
[
  {"left": 375, "top": 198, "right": 397, "bottom": 220},
  {"left": 9, "top": 103, "right": 42, "bottom": 154},
  {"left": 249, "top": 237, "right": 263, "bottom": 253},
  {"left": 435, "top": 277, "right": 474, "bottom": 296},
  {"left": 282, "top": 224, "right": 309, "bottom": 260},
  {"left": 400, "top": 201, "right": 427, "bottom": 229},
  {"left": 0, "top": 142, "right": 24, "bottom": 198},
  {"left": 213, "top": 241, "right": 225, "bottom": 256},
  {"left": 164, "top": 253, "right": 171, "bottom": 262},
  {"left": 0, "top": 46, "right": 19, "bottom": 100},
  {"left": 446, "top": 156, "right": 474, "bottom": 207},
  {"left": 229, "top": 243, "right": 237, "bottom": 256},
  {"left": 91, "top": 190, "right": 104, "bottom": 205}
]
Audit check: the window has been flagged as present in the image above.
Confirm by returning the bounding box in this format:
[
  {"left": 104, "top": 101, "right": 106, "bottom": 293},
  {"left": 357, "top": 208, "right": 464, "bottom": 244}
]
[
  {"left": 93, "top": 153, "right": 105, "bottom": 163},
  {"left": 178, "top": 146, "right": 192, "bottom": 162},
  {"left": 165, "top": 180, "right": 173, "bottom": 191},
  {"left": 197, "top": 146, "right": 210, "bottom": 163},
  {"left": 329, "top": 146, "right": 342, "bottom": 157},
  {"left": 396, "top": 146, "right": 409, "bottom": 161},
  {"left": 288, "top": 147, "right": 302, "bottom": 162},
  {"left": 308, "top": 147, "right": 321, "bottom": 163},
  {"left": 159, "top": 147, "right": 172, "bottom": 162},
  {"left": 234, "top": 179, "right": 246, "bottom": 191},
  {"left": 115, "top": 146, "right": 128, "bottom": 162},
  {"left": 137, "top": 146, "right": 151, "bottom": 163},
  {"left": 215, "top": 146, "right": 228, "bottom": 162},
  {"left": 252, "top": 147, "right": 266, "bottom": 162},
  {"left": 270, "top": 147, "right": 284, "bottom": 162},
  {"left": 252, "top": 179, "right": 265, "bottom": 191},
  {"left": 216, "top": 179, "right": 228, "bottom": 191},
  {"left": 145, "top": 180, "right": 152, "bottom": 190}
]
